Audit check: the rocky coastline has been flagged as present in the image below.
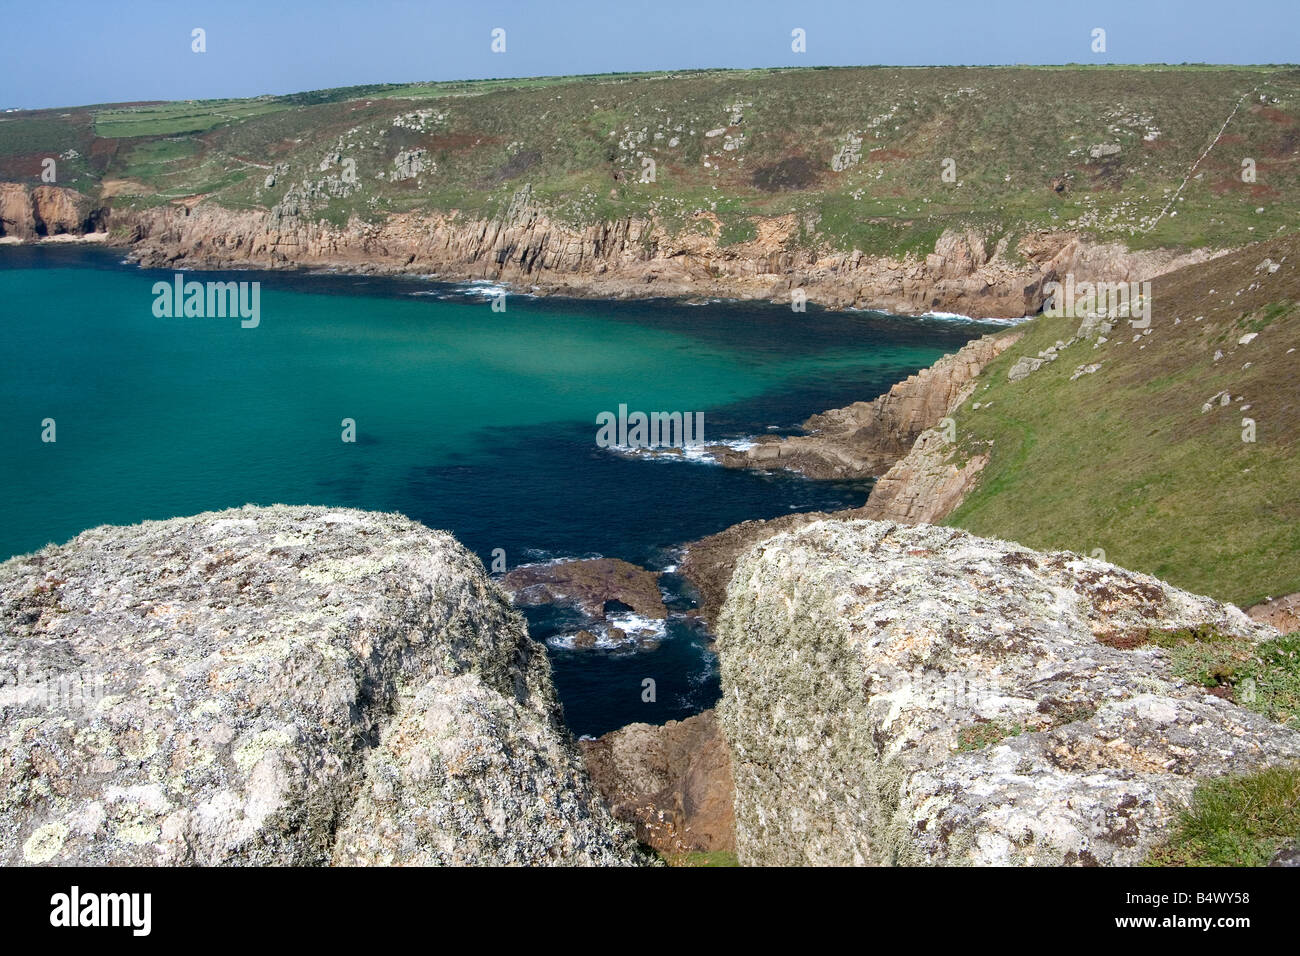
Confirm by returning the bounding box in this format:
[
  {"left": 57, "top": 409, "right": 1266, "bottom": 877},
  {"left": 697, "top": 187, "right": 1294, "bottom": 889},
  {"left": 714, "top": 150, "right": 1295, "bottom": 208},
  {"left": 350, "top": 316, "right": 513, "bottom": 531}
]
[
  {"left": 0, "top": 181, "right": 1224, "bottom": 319},
  {"left": 5, "top": 181, "right": 1296, "bottom": 868}
]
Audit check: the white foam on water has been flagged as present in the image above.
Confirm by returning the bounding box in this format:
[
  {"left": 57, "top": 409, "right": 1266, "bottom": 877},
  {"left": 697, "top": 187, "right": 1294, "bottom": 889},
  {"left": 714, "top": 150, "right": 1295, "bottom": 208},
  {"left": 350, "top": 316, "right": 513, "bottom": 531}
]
[
  {"left": 920, "top": 310, "right": 1030, "bottom": 326},
  {"left": 610, "top": 436, "right": 758, "bottom": 467},
  {"left": 606, "top": 611, "right": 668, "bottom": 641}
]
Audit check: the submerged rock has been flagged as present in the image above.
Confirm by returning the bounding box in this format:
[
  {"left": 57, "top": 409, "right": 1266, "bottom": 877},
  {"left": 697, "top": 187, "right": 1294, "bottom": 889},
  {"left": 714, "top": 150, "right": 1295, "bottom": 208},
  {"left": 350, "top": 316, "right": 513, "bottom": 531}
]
[
  {"left": 501, "top": 557, "right": 667, "bottom": 622},
  {"left": 716, "top": 519, "right": 1300, "bottom": 866},
  {"left": 0, "top": 505, "right": 644, "bottom": 866}
]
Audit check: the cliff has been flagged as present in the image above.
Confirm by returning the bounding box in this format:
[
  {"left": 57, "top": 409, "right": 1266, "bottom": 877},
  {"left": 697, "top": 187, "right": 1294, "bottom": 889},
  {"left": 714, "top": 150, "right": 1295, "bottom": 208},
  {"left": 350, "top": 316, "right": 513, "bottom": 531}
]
[
  {"left": 716, "top": 519, "right": 1300, "bottom": 866},
  {"left": 110, "top": 198, "right": 1217, "bottom": 316},
  {"left": 716, "top": 331, "right": 1021, "bottom": 478},
  {"left": 0, "top": 183, "right": 99, "bottom": 239},
  {"left": 0, "top": 505, "right": 645, "bottom": 866},
  {"left": 6, "top": 66, "right": 1289, "bottom": 314},
  {"left": 890, "top": 231, "right": 1300, "bottom": 606}
]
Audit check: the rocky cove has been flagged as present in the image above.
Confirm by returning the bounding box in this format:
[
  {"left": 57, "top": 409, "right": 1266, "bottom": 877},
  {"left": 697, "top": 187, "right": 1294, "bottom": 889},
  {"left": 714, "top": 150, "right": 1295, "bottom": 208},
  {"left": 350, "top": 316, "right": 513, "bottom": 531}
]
[
  {"left": 1, "top": 298, "right": 1296, "bottom": 865},
  {"left": 2, "top": 196, "right": 1296, "bottom": 866}
]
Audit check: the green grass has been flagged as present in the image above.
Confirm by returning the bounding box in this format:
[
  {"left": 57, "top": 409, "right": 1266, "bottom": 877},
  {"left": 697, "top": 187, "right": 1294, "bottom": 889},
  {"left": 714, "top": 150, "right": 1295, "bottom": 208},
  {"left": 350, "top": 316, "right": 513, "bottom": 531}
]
[
  {"left": 92, "top": 99, "right": 293, "bottom": 137},
  {"left": 943, "top": 235, "right": 1300, "bottom": 607},
  {"left": 1165, "top": 631, "right": 1300, "bottom": 727},
  {"left": 1145, "top": 764, "right": 1300, "bottom": 866}
]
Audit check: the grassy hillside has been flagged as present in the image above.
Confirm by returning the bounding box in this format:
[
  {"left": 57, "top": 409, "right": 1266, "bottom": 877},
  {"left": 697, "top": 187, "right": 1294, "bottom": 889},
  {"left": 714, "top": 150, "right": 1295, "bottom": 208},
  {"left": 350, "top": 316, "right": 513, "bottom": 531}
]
[
  {"left": 943, "top": 233, "right": 1300, "bottom": 606},
  {"left": 1, "top": 65, "right": 1298, "bottom": 254}
]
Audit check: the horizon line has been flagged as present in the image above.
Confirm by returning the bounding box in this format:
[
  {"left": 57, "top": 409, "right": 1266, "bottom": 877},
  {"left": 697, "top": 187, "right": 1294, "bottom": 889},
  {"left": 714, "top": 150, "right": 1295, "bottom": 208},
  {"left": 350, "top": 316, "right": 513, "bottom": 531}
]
[{"left": 5, "top": 61, "right": 1297, "bottom": 115}]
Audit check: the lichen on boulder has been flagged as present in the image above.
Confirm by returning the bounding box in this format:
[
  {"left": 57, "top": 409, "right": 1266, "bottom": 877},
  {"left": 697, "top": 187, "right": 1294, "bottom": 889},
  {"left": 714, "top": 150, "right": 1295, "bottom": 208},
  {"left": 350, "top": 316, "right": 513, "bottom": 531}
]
[
  {"left": 716, "top": 518, "right": 1300, "bottom": 866},
  {"left": 0, "top": 505, "right": 644, "bottom": 866}
]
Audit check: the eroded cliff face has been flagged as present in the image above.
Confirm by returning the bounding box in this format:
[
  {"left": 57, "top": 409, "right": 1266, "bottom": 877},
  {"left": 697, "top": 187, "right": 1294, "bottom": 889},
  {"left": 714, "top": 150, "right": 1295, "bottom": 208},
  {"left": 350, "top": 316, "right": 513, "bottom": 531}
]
[
  {"left": 118, "top": 202, "right": 1220, "bottom": 316},
  {"left": 0, "top": 183, "right": 98, "bottom": 239},
  {"left": 0, "top": 174, "right": 1223, "bottom": 317},
  {"left": 0, "top": 505, "right": 644, "bottom": 866},
  {"left": 860, "top": 428, "right": 992, "bottom": 523},
  {"left": 0, "top": 175, "right": 1209, "bottom": 317},
  {"left": 716, "top": 519, "right": 1300, "bottom": 866}
]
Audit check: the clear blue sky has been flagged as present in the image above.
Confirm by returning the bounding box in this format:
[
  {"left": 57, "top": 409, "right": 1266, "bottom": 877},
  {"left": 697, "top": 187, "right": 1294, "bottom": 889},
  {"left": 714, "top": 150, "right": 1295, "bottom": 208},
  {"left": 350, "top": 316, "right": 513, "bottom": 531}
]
[{"left": 4, "top": 0, "right": 1296, "bottom": 109}]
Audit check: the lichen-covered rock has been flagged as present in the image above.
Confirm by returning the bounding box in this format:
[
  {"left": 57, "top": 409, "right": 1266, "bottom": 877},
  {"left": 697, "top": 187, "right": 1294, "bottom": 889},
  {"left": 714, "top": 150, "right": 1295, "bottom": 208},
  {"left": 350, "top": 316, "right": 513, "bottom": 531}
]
[
  {"left": 333, "top": 675, "right": 637, "bottom": 865},
  {"left": 716, "top": 519, "right": 1300, "bottom": 866},
  {"left": 0, "top": 505, "right": 643, "bottom": 866}
]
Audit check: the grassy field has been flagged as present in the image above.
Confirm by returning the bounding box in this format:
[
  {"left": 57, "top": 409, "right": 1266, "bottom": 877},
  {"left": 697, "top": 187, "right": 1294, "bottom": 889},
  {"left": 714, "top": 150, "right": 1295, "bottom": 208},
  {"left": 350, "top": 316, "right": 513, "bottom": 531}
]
[
  {"left": 1, "top": 65, "right": 1298, "bottom": 255},
  {"left": 942, "top": 232, "right": 1300, "bottom": 607}
]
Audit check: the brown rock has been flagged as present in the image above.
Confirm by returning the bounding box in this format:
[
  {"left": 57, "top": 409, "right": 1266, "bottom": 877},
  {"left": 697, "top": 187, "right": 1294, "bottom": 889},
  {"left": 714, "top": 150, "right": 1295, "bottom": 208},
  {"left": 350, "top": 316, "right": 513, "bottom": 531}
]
[
  {"left": 0, "top": 183, "right": 93, "bottom": 239},
  {"left": 718, "top": 331, "right": 1021, "bottom": 480},
  {"left": 579, "top": 710, "right": 735, "bottom": 857},
  {"left": 0, "top": 183, "right": 35, "bottom": 238},
  {"left": 67, "top": 196, "right": 1221, "bottom": 319},
  {"left": 500, "top": 557, "right": 667, "bottom": 621},
  {"left": 1247, "top": 593, "right": 1300, "bottom": 634},
  {"left": 861, "top": 430, "right": 990, "bottom": 524}
]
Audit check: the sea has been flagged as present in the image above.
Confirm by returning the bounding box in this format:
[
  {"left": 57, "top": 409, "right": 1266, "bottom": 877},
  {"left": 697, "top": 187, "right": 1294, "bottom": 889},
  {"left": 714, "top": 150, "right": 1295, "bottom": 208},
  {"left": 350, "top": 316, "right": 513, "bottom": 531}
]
[{"left": 0, "top": 245, "right": 997, "bottom": 735}]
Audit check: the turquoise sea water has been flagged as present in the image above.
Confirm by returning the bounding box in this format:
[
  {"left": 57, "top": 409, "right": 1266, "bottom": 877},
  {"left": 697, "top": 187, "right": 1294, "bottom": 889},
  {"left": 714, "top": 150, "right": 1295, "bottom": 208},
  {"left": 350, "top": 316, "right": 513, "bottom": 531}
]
[{"left": 0, "top": 246, "right": 991, "bottom": 735}]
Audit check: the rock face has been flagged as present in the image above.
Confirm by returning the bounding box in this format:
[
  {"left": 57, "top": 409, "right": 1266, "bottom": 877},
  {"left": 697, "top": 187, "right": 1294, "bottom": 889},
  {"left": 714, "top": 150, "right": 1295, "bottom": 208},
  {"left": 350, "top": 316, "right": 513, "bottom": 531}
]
[
  {"left": 717, "top": 519, "right": 1300, "bottom": 866},
  {"left": 717, "top": 332, "right": 1020, "bottom": 479},
  {"left": 83, "top": 193, "right": 1214, "bottom": 318},
  {"left": 0, "top": 505, "right": 643, "bottom": 866},
  {"left": 0, "top": 183, "right": 96, "bottom": 239},
  {"left": 0, "top": 174, "right": 1218, "bottom": 318},
  {"left": 861, "top": 428, "right": 990, "bottom": 524},
  {"left": 579, "top": 710, "right": 735, "bottom": 856}
]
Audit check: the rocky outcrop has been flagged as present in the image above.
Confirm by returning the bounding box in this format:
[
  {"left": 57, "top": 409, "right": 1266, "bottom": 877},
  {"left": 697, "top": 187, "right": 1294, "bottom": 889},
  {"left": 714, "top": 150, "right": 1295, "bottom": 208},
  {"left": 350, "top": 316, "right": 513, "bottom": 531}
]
[
  {"left": 715, "top": 332, "right": 1020, "bottom": 479},
  {"left": 500, "top": 557, "right": 668, "bottom": 649},
  {"left": 0, "top": 505, "right": 644, "bottom": 866},
  {"left": 679, "top": 511, "right": 839, "bottom": 626},
  {"left": 579, "top": 710, "right": 735, "bottom": 857},
  {"left": 861, "top": 428, "right": 989, "bottom": 523},
  {"left": 717, "top": 519, "right": 1300, "bottom": 866},
  {"left": 501, "top": 558, "right": 667, "bottom": 622},
  {"left": 0, "top": 183, "right": 97, "bottom": 239}
]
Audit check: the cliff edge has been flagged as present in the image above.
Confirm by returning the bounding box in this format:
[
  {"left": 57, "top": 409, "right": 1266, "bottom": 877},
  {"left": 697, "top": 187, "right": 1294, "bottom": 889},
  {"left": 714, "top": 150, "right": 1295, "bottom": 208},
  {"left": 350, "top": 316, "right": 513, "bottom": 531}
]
[
  {"left": 0, "top": 505, "right": 644, "bottom": 866},
  {"left": 717, "top": 519, "right": 1300, "bottom": 866}
]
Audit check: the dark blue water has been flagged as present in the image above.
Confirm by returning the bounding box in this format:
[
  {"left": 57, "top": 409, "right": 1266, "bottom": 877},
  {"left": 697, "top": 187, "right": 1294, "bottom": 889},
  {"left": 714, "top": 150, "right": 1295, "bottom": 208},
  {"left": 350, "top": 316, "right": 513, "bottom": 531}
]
[{"left": 0, "top": 245, "right": 990, "bottom": 735}]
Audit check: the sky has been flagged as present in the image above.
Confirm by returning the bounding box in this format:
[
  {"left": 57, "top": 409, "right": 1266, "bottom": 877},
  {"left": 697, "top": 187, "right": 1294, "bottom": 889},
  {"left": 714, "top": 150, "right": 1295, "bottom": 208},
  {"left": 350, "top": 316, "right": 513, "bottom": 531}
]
[{"left": 3, "top": 0, "right": 1297, "bottom": 109}]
